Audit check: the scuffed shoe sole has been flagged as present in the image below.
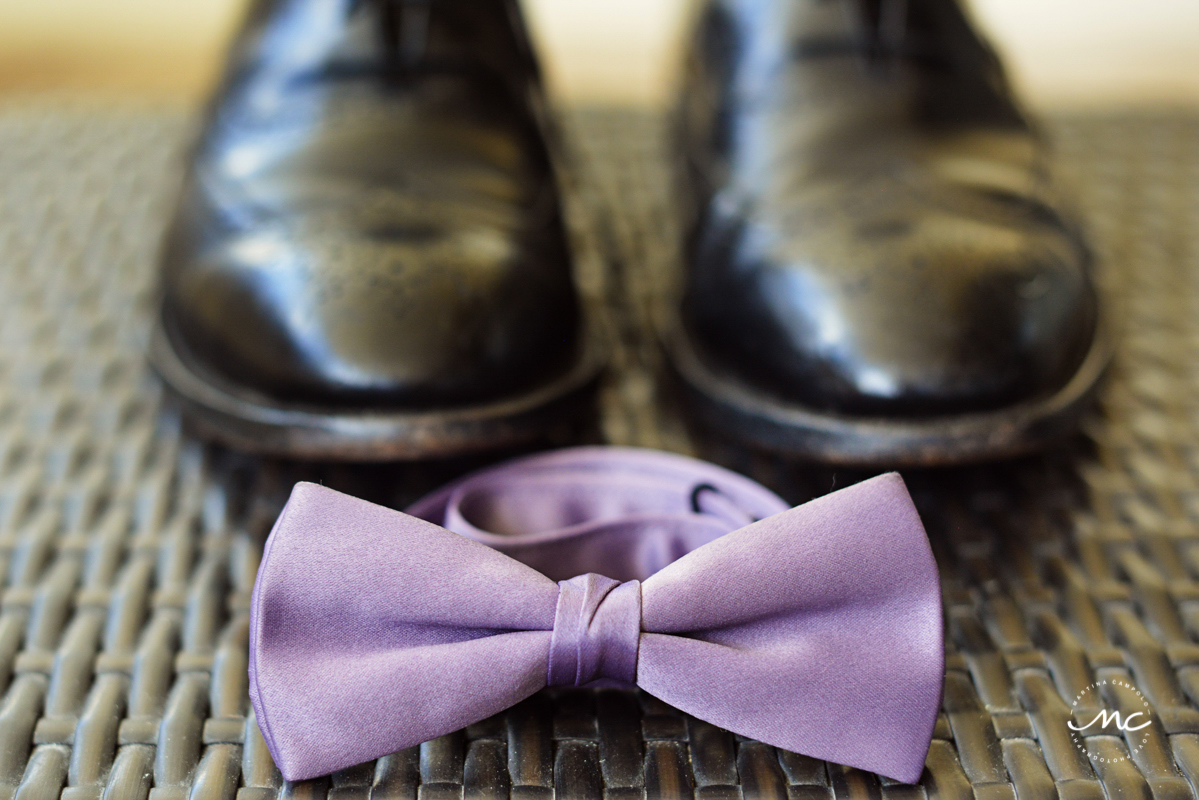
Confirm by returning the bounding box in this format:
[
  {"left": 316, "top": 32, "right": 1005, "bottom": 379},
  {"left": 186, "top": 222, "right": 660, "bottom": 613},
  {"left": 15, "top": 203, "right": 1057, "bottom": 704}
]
[
  {"left": 660, "top": 310, "right": 1114, "bottom": 467},
  {"left": 149, "top": 311, "right": 606, "bottom": 461}
]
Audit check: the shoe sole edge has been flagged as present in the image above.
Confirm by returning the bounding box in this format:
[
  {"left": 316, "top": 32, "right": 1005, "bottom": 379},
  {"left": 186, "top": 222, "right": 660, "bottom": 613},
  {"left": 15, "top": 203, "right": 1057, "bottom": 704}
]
[
  {"left": 659, "top": 310, "right": 1115, "bottom": 467},
  {"left": 147, "top": 313, "right": 607, "bottom": 462}
]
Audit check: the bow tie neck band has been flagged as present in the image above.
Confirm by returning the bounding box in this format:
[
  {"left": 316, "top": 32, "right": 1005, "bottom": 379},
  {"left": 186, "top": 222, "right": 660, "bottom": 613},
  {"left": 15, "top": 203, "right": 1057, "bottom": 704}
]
[{"left": 249, "top": 447, "right": 944, "bottom": 785}]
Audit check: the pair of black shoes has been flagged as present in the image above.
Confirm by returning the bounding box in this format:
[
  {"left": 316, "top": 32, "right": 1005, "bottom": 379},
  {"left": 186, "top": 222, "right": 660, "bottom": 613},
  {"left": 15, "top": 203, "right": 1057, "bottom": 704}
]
[{"left": 151, "top": 0, "right": 1110, "bottom": 466}]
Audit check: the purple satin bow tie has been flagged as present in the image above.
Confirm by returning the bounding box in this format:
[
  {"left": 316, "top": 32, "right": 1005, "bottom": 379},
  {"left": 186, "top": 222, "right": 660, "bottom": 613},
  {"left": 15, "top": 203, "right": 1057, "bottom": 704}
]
[{"left": 249, "top": 447, "right": 943, "bottom": 785}]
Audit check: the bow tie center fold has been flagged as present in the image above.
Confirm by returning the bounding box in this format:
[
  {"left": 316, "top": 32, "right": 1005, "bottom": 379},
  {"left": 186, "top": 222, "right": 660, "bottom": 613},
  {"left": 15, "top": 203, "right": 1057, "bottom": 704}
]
[{"left": 548, "top": 574, "right": 642, "bottom": 687}]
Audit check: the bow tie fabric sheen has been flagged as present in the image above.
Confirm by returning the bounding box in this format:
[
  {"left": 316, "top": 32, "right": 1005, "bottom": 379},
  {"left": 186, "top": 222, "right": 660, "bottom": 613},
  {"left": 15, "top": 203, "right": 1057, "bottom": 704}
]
[{"left": 249, "top": 447, "right": 944, "bottom": 785}]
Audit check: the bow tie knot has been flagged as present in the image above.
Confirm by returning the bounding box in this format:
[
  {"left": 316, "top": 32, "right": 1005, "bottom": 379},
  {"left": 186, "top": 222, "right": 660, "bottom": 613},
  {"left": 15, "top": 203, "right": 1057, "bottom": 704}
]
[{"left": 548, "top": 574, "right": 642, "bottom": 687}]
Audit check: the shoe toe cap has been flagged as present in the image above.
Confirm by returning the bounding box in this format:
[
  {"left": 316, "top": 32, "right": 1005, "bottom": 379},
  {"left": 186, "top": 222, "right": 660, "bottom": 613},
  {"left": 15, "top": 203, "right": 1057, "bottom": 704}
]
[
  {"left": 164, "top": 226, "right": 580, "bottom": 408},
  {"left": 687, "top": 212, "right": 1099, "bottom": 417}
]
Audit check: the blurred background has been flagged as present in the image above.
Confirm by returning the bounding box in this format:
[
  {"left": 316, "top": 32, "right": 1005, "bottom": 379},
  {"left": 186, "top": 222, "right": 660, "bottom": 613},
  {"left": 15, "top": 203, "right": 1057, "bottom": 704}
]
[{"left": 2, "top": 0, "right": 1198, "bottom": 109}]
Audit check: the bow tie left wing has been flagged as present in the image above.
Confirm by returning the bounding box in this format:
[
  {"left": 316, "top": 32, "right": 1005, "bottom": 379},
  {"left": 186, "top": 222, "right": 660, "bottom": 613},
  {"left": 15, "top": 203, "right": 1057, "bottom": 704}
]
[
  {"left": 250, "top": 483, "right": 560, "bottom": 782},
  {"left": 637, "top": 473, "right": 943, "bottom": 785}
]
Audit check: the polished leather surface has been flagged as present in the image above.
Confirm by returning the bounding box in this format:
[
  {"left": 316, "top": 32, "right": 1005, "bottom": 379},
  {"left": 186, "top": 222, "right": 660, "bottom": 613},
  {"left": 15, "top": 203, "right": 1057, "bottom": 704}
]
[
  {"left": 161, "top": 0, "right": 582, "bottom": 409},
  {"left": 676, "top": 0, "right": 1099, "bottom": 418}
]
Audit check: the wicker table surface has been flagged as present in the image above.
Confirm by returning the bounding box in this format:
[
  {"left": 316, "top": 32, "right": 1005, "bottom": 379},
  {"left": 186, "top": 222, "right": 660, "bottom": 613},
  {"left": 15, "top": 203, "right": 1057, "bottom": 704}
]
[{"left": 1, "top": 99, "right": 1199, "bottom": 800}]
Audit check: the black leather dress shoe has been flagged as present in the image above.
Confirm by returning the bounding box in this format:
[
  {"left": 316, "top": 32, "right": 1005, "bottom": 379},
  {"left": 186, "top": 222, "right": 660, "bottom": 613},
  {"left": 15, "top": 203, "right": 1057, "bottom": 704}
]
[
  {"left": 151, "top": 0, "right": 602, "bottom": 460},
  {"left": 664, "top": 0, "right": 1111, "bottom": 465}
]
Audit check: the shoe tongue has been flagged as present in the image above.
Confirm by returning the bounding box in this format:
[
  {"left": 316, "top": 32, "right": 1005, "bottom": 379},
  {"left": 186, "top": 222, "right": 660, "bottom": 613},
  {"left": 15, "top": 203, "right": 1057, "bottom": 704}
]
[
  {"left": 739, "top": 0, "right": 999, "bottom": 76},
  {"left": 238, "top": 0, "right": 539, "bottom": 99}
]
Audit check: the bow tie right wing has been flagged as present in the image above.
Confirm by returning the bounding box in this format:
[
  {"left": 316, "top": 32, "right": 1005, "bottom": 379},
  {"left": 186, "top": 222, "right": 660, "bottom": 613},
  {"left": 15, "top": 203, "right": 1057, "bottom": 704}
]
[
  {"left": 637, "top": 474, "right": 944, "bottom": 785},
  {"left": 250, "top": 483, "right": 560, "bottom": 782}
]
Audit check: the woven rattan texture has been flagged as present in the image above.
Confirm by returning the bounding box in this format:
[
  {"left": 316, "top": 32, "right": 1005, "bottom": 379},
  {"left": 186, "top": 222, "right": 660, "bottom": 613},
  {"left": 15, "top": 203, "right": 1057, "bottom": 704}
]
[{"left": 1, "top": 100, "right": 1199, "bottom": 800}]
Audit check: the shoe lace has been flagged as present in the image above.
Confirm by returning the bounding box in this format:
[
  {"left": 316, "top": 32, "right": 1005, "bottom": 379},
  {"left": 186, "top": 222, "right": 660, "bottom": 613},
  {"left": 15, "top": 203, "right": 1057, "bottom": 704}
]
[
  {"left": 834, "top": 0, "right": 1007, "bottom": 81},
  {"left": 847, "top": 0, "right": 909, "bottom": 59},
  {"left": 348, "top": 0, "right": 432, "bottom": 66},
  {"left": 381, "top": 0, "right": 432, "bottom": 67}
]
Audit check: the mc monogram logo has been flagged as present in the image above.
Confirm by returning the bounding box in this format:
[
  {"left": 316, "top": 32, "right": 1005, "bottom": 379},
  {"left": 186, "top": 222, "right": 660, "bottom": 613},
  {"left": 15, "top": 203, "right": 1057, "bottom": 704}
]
[
  {"left": 1068, "top": 679, "right": 1155, "bottom": 763},
  {"left": 1069, "top": 709, "right": 1151, "bottom": 733}
]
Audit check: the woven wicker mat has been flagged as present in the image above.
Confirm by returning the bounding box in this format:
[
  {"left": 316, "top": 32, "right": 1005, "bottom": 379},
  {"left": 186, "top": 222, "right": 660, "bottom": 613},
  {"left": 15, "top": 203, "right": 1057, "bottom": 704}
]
[{"left": 2, "top": 100, "right": 1199, "bottom": 800}]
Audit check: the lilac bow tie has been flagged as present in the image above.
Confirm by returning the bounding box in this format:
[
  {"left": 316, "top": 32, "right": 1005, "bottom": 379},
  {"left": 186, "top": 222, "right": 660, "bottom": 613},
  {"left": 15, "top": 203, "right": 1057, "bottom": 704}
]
[{"left": 249, "top": 448, "right": 943, "bottom": 785}]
